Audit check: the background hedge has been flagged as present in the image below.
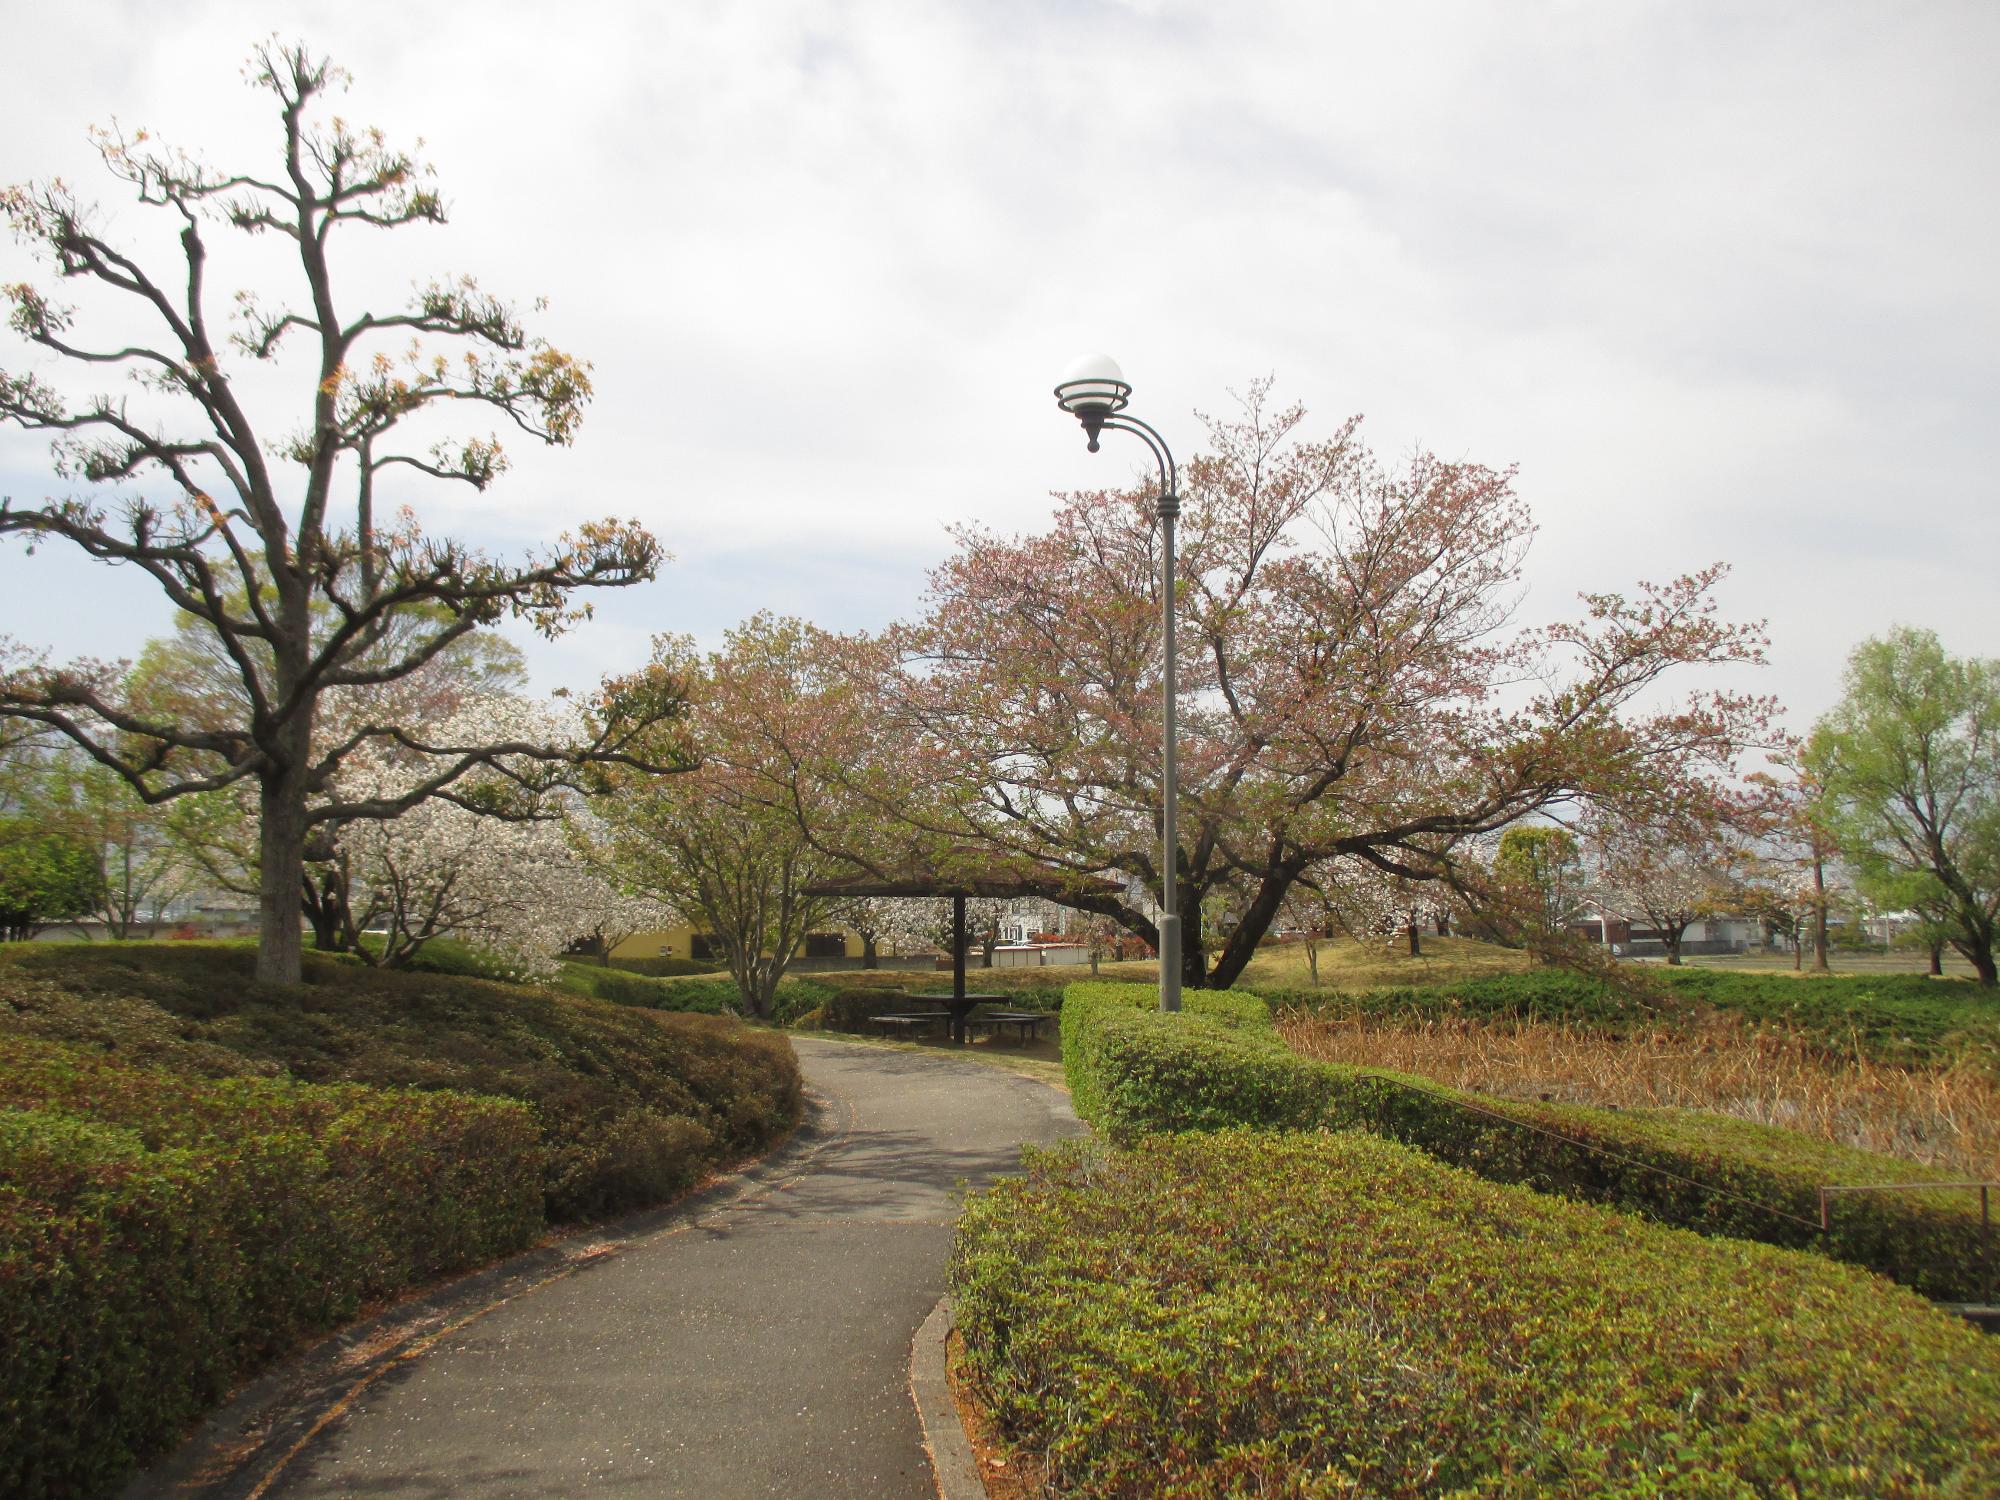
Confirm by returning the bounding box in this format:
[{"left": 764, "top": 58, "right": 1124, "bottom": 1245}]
[
  {"left": 0, "top": 944, "right": 803, "bottom": 1220},
  {"left": 951, "top": 1130, "right": 2000, "bottom": 1498},
  {"left": 0, "top": 1034, "right": 544, "bottom": 1499},
  {"left": 1058, "top": 981, "right": 1990, "bottom": 1300},
  {"left": 1262, "top": 967, "right": 2000, "bottom": 1071}
]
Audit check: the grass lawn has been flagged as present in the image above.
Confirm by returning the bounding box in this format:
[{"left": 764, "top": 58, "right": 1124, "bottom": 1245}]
[{"left": 1684, "top": 947, "right": 1985, "bottom": 979}]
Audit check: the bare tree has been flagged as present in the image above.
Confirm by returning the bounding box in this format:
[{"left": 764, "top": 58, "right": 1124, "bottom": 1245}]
[{"left": 0, "top": 43, "right": 681, "bottom": 983}]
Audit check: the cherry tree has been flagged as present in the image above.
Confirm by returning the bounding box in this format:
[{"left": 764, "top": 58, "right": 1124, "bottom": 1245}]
[
  {"left": 331, "top": 695, "right": 673, "bottom": 977},
  {"left": 0, "top": 43, "right": 679, "bottom": 984},
  {"left": 127, "top": 598, "right": 536, "bottom": 948},
  {"left": 889, "top": 895, "right": 1011, "bottom": 969},
  {"left": 1071, "top": 910, "right": 1128, "bottom": 975},
  {"left": 1585, "top": 812, "right": 1739, "bottom": 966},
  {"left": 843, "top": 896, "right": 958, "bottom": 969},
  {"left": 879, "top": 384, "right": 1772, "bottom": 989},
  {"left": 598, "top": 619, "right": 857, "bottom": 1018}
]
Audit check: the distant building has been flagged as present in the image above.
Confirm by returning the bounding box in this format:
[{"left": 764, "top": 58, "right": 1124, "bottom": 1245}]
[{"left": 1575, "top": 908, "right": 1761, "bottom": 957}]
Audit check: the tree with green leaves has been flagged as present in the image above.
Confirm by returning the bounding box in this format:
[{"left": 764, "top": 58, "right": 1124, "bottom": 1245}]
[
  {"left": 1492, "top": 824, "right": 1588, "bottom": 960},
  {"left": 32, "top": 747, "right": 191, "bottom": 939},
  {"left": 0, "top": 43, "right": 679, "bottom": 984},
  {"left": 0, "top": 826, "right": 99, "bottom": 941},
  {"left": 1806, "top": 628, "right": 1998, "bottom": 986}
]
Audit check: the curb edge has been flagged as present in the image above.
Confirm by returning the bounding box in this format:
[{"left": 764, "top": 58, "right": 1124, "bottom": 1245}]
[{"left": 909, "top": 1295, "right": 986, "bottom": 1500}]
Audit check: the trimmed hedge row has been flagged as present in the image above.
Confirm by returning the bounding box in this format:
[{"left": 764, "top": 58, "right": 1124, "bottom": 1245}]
[
  {"left": 951, "top": 1131, "right": 2000, "bottom": 1498},
  {"left": 0, "top": 1035, "right": 545, "bottom": 1499},
  {"left": 581, "top": 968, "right": 837, "bottom": 1026},
  {"left": 800, "top": 982, "right": 1076, "bottom": 1035},
  {"left": 1263, "top": 966, "right": 2000, "bottom": 1070},
  {"left": 1059, "top": 982, "right": 1989, "bottom": 1300},
  {"left": 1060, "top": 981, "right": 1275, "bottom": 1131},
  {"left": 605, "top": 954, "right": 726, "bottom": 977},
  {"left": 0, "top": 945, "right": 804, "bottom": 1221}
]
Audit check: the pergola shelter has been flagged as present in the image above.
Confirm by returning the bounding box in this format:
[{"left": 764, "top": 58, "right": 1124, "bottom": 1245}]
[{"left": 805, "top": 862, "right": 1124, "bottom": 1043}]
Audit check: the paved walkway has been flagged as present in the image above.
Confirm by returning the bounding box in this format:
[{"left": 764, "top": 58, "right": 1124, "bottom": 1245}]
[{"left": 259, "top": 1038, "right": 1080, "bottom": 1498}]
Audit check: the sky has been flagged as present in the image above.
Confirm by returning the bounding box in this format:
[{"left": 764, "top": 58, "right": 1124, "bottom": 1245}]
[{"left": 1, "top": 0, "right": 1995, "bottom": 736}]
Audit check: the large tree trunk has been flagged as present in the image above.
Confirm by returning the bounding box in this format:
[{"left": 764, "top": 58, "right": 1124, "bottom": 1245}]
[
  {"left": 1407, "top": 919, "right": 1421, "bottom": 958},
  {"left": 1970, "top": 941, "right": 1997, "bottom": 987},
  {"left": 1664, "top": 926, "right": 1684, "bottom": 966},
  {"left": 254, "top": 688, "right": 318, "bottom": 986},
  {"left": 1180, "top": 899, "right": 1209, "bottom": 991},
  {"left": 256, "top": 766, "right": 309, "bottom": 986},
  {"left": 1928, "top": 942, "right": 1944, "bottom": 976}
]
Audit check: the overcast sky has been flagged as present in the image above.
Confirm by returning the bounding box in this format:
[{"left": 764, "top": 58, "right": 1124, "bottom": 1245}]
[{"left": 2, "top": 0, "right": 1994, "bottom": 734}]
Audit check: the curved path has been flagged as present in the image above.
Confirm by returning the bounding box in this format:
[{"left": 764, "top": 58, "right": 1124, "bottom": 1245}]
[{"left": 256, "top": 1038, "right": 1079, "bottom": 1498}]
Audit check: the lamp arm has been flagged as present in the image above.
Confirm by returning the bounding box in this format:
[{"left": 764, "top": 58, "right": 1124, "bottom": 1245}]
[{"left": 1097, "top": 412, "right": 1179, "bottom": 503}]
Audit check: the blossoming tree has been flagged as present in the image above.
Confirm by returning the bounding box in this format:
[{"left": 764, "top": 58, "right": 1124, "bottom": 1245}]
[
  {"left": 880, "top": 384, "right": 1774, "bottom": 989},
  {"left": 0, "top": 43, "right": 681, "bottom": 984}
]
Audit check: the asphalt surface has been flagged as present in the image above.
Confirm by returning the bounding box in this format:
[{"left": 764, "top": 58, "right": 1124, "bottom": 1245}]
[{"left": 260, "top": 1038, "right": 1081, "bottom": 1499}]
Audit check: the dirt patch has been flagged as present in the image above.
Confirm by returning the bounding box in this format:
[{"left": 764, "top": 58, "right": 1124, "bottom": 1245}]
[{"left": 945, "top": 1328, "right": 1049, "bottom": 1500}]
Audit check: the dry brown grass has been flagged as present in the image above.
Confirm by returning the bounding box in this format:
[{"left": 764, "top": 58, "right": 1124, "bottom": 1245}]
[{"left": 1278, "top": 1012, "right": 2000, "bottom": 1182}]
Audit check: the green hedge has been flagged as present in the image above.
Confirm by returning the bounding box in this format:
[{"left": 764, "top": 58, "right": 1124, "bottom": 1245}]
[
  {"left": 1264, "top": 967, "right": 2000, "bottom": 1070},
  {"left": 1059, "top": 981, "right": 1988, "bottom": 1300},
  {"left": 605, "top": 954, "right": 725, "bottom": 977},
  {"left": 0, "top": 945, "right": 803, "bottom": 1222},
  {"left": 0, "top": 1035, "right": 544, "bottom": 1499},
  {"left": 577, "top": 968, "right": 835, "bottom": 1026},
  {"left": 1059, "top": 982, "right": 1276, "bottom": 1131},
  {"left": 951, "top": 1131, "right": 2000, "bottom": 1498}
]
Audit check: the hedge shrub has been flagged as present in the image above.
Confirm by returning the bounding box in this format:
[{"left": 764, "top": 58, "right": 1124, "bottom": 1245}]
[
  {"left": 1059, "top": 981, "right": 1989, "bottom": 1300},
  {"left": 575, "top": 967, "right": 835, "bottom": 1026},
  {"left": 1265, "top": 967, "right": 2000, "bottom": 1070},
  {"left": 0, "top": 1035, "right": 544, "bottom": 1499},
  {"left": 606, "top": 954, "right": 726, "bottom": 977},
  {"left": 951, "top": 1131, "right": 2000, "bottom": 1498},
  {"left": 1059, "top": 981, "right": 1276, "bottom": 1130},
  {"left": 797, "top": 980, "right": 1077, "bottom": 1035},
  {"left": 0, "top": 944, "right": 803, "bottom": 1221}
]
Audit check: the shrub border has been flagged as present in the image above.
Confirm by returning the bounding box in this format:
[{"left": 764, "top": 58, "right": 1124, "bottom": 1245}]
[{"left": 1058, "top": 980, "right": 1990, "bottom": 1300}]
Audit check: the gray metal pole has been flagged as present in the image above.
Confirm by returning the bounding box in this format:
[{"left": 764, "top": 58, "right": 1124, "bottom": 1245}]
[{"left": 1158, "top": 492, "right": 1182, "bottom": 1013}]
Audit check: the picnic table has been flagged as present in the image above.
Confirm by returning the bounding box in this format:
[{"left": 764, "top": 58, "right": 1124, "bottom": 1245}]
[
  {"left": 868, "top": 1013, "right": 947, "bottom": 1038},
  {"left": 869, "top": 1001, "right": 1053, "bottom": 1046},
  {"left": 910, "top": 992, "right": 1006, "bottom": 1045}
]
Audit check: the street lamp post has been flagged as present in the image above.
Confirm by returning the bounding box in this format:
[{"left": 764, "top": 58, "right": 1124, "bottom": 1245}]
[{"left": 1053, "top": 354, "right": 1183, "bottom": 1013}]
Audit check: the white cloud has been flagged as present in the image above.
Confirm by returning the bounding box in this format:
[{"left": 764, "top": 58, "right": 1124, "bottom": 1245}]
[{"left": 2, "top": 0, "right": 1995, "bottom": 729}]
